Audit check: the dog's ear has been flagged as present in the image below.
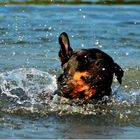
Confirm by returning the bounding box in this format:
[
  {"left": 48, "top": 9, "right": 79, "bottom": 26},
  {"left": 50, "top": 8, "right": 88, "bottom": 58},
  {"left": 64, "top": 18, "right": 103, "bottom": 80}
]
[
  {"left": 58, "top": 32, "right": 73, "bottom": 65},
  {"left": 114, "top": 63, "right": 124, "bottom": 84}
]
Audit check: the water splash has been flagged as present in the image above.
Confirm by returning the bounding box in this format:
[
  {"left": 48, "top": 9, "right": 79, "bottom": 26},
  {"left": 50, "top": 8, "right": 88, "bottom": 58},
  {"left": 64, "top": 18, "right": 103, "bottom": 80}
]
[
  {"left": 0, "top": 68, "right": 57, "bottom": 106},
  {"left": 112, "top": 86, "right": 140, "bottom": 104},
  {"left": 0, "top": 68, "right": 139, "bottom": 121}
]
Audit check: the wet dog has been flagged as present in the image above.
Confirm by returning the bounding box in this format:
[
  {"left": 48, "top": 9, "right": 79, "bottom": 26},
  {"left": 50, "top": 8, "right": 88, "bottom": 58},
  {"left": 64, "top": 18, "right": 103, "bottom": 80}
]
[{"left": 56, "top": 32, "right": 124, "bottom": 101}]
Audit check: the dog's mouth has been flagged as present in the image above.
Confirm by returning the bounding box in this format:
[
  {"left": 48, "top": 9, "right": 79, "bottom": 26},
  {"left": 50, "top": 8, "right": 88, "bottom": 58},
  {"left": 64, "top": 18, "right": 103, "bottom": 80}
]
[{"left": 68, "top": 71, "right": 97, "bottom": 100}]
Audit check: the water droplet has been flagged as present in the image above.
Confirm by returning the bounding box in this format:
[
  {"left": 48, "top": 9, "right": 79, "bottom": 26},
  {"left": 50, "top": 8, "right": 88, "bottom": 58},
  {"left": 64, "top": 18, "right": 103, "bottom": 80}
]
[
  {"left": 12, "top": 52, "right": 16, "bottom": 56},
  {"left": 15, "top": 26, "right": 18, "bottom": 31},
  {"left": 120, "top": 113, "right": 123, "bottom": 119},
  {"left": 83, "top": 15, "right": 86, "bottom": 19},
  {"left": 102, "top": 68, "right": 105, "bottom": 71},
  {"left": 48, "top": 26, "right": 52, "bottom": 30},
  {"left": 99, "top": 45, "right": 103, "bottom": 48},
  {"left": 81, "top": 44, "right": 84, "bottom": 47},
  {"left": 95, "top": 40, "right": 99, "bottom": 45},
  {"left": 18, "top": 36, "right": 23, "bottom": 41},
  {"left": 124, "top": 85, "right": 128, "bottom": 88}
]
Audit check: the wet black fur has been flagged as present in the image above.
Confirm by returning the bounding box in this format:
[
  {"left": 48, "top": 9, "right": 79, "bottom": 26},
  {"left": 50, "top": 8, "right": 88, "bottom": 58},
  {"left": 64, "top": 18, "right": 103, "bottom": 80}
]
[{"left": 56, "top": 32, "right": 124, "bottom": 100}]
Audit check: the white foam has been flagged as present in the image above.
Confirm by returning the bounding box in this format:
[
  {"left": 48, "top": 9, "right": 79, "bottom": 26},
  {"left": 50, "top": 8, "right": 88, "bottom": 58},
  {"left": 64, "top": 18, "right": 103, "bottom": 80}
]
[
  {"left": 0, "top": 68, "right": 57, "bottom": 104},
  {"left": 112, "top": 86, "right": 140, "bottom": 104}
]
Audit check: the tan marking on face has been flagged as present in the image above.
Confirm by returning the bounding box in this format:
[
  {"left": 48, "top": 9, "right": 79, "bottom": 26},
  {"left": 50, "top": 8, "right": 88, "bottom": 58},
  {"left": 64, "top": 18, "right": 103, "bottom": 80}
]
[
  {"left": 72, "top": 72, "right": 89, "bottom": 90},
  {"left": 73, "top": 71, "right": 88, "bottom": 83},
  {"left": 68, "top": 71, "right": 97, "bottom": 100}
]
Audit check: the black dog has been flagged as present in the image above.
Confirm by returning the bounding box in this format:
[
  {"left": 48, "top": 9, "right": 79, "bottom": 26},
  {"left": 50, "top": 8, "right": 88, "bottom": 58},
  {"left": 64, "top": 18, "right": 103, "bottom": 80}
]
[{"left": 56, "top": 32, "right": 124, "bottom": 101}]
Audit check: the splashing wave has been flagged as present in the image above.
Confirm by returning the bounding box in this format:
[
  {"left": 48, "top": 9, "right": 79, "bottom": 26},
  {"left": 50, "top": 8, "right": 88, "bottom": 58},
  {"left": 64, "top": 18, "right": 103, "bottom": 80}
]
[
  {"left": 0, "top": 68, "right": 57, "bottom": 105},
  {"left": 0, "top": 68, "right": 139, "bottom": 121}
]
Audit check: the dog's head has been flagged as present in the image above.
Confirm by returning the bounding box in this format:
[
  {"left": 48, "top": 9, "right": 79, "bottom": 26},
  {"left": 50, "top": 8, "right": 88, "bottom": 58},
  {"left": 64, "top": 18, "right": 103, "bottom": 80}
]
[{"left": 57, "top": 32, "right": 124, "bottom": 100}]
